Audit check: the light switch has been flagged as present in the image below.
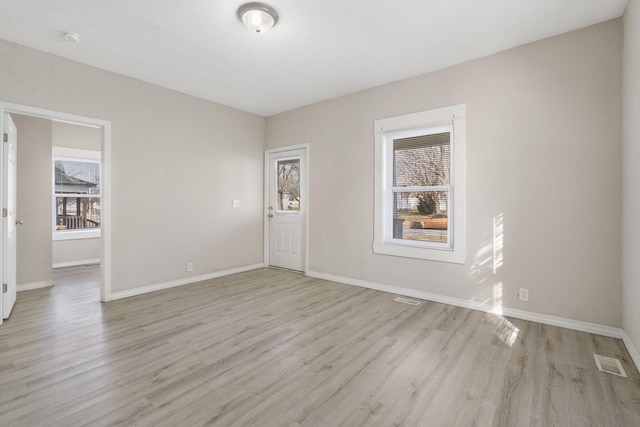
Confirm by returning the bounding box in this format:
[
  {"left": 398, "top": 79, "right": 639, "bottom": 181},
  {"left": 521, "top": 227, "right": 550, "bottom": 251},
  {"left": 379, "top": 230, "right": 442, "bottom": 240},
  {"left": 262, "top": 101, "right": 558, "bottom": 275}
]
[{"left": 232, "top": 199, "right": 240, "bottom": 208}]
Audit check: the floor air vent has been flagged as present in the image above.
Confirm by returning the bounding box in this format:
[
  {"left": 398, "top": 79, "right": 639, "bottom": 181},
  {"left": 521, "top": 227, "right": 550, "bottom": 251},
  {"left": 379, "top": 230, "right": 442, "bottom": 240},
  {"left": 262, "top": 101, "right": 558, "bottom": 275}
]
[
  {"left": 594, "top": 354, "right": 627, "bottom": 377},
  {"left": 393, "top": 297, "right": 421, "bottom": 306}
]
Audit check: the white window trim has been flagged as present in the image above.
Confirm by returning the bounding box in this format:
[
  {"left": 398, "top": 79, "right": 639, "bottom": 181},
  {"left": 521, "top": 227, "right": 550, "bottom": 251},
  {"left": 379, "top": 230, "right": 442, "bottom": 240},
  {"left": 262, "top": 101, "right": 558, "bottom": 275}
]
[
  {"left": 373, "top": 104, "right": 467, "bottom": 264},
  {"left": 52, "top": 146, "right": 102, "bottom": 240}
]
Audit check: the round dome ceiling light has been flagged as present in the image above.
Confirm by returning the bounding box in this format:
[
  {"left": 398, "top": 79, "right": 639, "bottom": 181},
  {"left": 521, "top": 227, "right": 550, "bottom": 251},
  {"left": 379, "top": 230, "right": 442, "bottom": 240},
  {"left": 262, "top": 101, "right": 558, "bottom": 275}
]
[
  {"left": 237, "top": 3, "right": 278, "bottom": 34},
  {"left": 63, "top": 32, "right": 81, "bottom": 43}
]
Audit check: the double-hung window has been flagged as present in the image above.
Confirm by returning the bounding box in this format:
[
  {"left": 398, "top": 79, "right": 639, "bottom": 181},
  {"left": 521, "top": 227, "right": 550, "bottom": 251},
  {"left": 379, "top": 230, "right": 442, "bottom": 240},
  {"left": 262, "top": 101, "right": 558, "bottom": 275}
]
[
  {"left": 52, "top": 146, "right": 101, "bottom": 240},
  {"left": 373, "top": 104, "right": 466, "bottom": 263}
]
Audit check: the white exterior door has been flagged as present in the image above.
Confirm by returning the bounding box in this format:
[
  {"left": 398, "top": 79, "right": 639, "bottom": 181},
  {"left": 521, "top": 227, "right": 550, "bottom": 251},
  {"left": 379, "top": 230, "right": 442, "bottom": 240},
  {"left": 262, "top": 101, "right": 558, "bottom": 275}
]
[
  {"left": 267, "top": 148, "right": 306, "bottom": 271},
  {"left": 2, "top": 113, "right": 17, "bottom": 320}
]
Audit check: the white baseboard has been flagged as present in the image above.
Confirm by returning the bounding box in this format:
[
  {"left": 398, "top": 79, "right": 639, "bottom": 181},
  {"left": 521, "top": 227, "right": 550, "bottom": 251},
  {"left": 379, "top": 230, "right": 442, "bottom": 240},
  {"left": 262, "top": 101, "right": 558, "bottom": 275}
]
[
  {"left": 306, "top": 270, "right": 624, "bottom": 339},
  {"left": 17, "top": 280, "right": 54, "bottom": 292},
  {"left": 622, "top": 332, "right": 640, "bottom": 372},
  {"left": 110, "top": 263, "right": 265, "bottom": 300},
  {"left": 53, "top": 258, "right": 101, "bottom": 269}
]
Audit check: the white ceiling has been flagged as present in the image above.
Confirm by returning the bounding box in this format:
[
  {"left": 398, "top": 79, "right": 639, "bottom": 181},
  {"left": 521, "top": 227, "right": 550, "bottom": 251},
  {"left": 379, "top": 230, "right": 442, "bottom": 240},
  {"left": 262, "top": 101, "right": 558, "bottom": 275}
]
[{"left": 0, "top": 0, "right": 628, "bottom": 117}]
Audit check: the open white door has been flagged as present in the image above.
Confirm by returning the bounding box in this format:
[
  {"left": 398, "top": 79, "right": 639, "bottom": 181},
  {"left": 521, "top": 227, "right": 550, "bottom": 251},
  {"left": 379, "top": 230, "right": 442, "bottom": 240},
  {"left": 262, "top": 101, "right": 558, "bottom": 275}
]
[
  {"left": 2, "top": 112, "right": 17, "bottom": 320},
  {"left": 267, "top": 148, "right": 307, "bottom": 272}
]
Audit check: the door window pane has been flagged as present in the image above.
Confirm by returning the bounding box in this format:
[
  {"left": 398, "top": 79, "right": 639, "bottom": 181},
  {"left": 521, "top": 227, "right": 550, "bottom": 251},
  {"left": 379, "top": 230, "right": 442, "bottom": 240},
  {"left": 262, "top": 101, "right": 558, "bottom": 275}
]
[{"left": 277, "top": 159, "right": 300, "bottom": 211}]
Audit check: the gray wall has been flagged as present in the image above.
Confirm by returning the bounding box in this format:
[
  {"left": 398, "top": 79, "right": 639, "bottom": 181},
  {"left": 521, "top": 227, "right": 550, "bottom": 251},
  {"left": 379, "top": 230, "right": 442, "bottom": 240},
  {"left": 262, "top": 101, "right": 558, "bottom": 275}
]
[
  {"left": 623, "top": 1, "right": 640, "bottom": 356},
  {"left": 266, "top": 20, "right": 623, "bottom": 327},
  {"left": 52, "top": 121, "right": 101, "bottom": 150},
  {"left": 0, "top": 38, "right": 266, "bottom": 294},
  {"left": 53, "top": 239, "right": 100, "bottom": 266},
  {"left": 13, "top": 115, "right": 52, "bottom": 286},
  {"left": 3, "top": 18, "right": 627, "bottom": 332},
  {"left": 52, "top": 121, "right": 102, "bottom": 266},
  {"left": 51, "top": 237, "right": 102, "bottom": 268}
]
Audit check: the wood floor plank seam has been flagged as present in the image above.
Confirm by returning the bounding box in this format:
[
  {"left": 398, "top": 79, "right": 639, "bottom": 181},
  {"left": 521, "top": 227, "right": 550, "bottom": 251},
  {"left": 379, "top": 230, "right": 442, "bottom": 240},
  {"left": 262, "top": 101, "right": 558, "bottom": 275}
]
[{"left": 0, "top": 266, "right": 639, "bottom": 426}]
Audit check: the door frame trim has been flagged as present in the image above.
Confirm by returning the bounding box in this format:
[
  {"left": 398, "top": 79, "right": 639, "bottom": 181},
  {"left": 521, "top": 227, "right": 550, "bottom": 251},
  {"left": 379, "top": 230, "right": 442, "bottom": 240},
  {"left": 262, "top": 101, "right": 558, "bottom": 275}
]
[
  {"left": 0, "top": 102, "right": 112, "bottom": 312},
  {"left": 263, "top": 143, "right": 309, "bottom": 273},
  {"left": 1, "top": 113, "right": 17, "bottom": 321}
]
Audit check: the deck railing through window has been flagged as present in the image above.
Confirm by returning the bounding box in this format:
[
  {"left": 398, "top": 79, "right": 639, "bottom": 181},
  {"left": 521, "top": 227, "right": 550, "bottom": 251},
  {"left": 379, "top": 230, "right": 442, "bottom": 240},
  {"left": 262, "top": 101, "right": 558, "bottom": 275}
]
[{"left": 56, "top": 215, "right": 100, "bottom": 230}]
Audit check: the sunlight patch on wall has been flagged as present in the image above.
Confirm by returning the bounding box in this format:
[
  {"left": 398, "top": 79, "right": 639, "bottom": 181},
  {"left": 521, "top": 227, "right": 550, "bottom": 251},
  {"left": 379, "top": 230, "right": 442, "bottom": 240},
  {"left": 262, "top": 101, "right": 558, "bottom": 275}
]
[
  {"left": 468, "top": 214, "right": 518, "bottom": 345},
  {"left": 492, "top": 213, "right": 504, "bottom": 274},
  {"left": 469, "top": 213, "right": 505, "bottom": 312},
  {"left": 469, "top": 242, "right": 492, "bottom": 286},
  {"left": 492, "top": 281, "right": 503, "bottom": 315}
]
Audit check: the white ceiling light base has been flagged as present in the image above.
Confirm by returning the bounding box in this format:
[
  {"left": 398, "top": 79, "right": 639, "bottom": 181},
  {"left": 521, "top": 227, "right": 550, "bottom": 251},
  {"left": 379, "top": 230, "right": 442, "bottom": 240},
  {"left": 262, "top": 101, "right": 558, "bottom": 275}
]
[
  {"left": 63, "top": 31, "right": 81, "bottom": 42},
  {"left": 238, "top": 3, "right": 278, "bottom": 33}
]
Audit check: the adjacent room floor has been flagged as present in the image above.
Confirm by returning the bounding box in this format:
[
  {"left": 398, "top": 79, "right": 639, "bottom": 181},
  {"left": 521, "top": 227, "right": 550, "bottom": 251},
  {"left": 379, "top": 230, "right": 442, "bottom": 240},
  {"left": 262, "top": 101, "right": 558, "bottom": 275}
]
[{"left": 1, "top": 266, "right": 639, "bottom": 426}]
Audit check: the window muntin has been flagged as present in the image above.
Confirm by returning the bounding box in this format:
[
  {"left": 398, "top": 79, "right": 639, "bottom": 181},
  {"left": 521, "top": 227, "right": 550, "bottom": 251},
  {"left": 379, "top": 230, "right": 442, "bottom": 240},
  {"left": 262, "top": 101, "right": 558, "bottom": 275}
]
[{"left": 373, "top": 104, "right": 466, "bottom": 264}]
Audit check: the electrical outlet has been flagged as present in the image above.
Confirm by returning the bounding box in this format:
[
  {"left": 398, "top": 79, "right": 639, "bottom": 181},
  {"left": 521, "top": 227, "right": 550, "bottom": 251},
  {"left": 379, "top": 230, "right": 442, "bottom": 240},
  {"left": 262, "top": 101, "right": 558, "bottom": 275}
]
[
  {"left": 519, "top": 288, "right": 529, "bottom": 302},
  {"left": 187, "top": 262, "right": 193, "bottom": 272},
  {"left": 232, "top": 199, "right": 240, "bottom": 208}
]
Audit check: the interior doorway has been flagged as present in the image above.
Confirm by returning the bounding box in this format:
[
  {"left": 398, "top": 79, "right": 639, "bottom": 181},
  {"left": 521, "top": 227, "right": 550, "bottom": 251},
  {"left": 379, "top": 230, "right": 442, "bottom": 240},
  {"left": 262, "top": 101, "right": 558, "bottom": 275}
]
[
  {"left": 264, "top": 145, "right": 309, "bottom": 272},
  {"left": 51, "top": 123, "right": 103, "bottom": 270},
  {"left": 0, "top": 102, "right": 111, "bottom": 325}
]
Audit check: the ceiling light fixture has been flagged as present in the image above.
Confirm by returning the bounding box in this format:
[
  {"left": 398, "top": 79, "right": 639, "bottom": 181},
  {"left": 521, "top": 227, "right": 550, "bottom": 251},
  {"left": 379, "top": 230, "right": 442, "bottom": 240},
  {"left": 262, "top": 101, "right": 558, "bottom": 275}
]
[
  {"left": 63, "top": 31, "right": 81, "bottom": 42},
  {"left": 237, "top": 3, "right": 278, "bottom": 34}
]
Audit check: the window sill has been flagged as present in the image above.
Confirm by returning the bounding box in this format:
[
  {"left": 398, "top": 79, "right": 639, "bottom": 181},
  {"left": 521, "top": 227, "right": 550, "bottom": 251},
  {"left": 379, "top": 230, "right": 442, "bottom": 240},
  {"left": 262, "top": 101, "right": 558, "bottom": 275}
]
[
  {"left": 53, "top": 229, "right": 101, "bottom": 241},
  {"left": 372, "top": 242, "right": 465, "bottom": 264}
]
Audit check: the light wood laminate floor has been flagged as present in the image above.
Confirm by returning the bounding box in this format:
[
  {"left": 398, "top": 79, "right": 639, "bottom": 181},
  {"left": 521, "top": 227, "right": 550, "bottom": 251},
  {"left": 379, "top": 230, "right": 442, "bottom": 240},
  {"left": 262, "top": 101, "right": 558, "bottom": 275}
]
[{"left": 1, "top": 266, "right": 639, "bottom": 426}]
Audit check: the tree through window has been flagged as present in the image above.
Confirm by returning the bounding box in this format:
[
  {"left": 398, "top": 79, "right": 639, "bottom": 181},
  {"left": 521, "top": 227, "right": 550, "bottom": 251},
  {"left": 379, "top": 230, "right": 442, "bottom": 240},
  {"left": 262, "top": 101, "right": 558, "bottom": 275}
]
[
  {"left": 277, "top": 158, "right": 300, "bottom": 211},
  {"left": 392, "top": 130, "right": 451, "bottom": 245}
]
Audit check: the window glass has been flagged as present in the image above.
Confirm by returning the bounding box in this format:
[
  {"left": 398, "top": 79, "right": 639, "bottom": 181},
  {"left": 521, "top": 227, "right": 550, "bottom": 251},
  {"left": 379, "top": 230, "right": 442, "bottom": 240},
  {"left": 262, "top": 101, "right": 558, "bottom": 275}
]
[
  {"left": 393, "top": 191, "right": 449, "bottom": 244},
  {"left": 55, "top": 197, "right": 101, "bottom": 230},
  {"left": 393, "top": 132, "right": 450, "bottom": 187},
  {"left": 54, "top": 160, "right": 100, "bottom": 195},
  {"left": 54, "top": 157, "right": 101, "bottom": 232},
  {"left": 390, "top": 129, "right": 451, "bottom": 247},
  {"left": 277, "top": 159, "right": 300, "bottom": 211}
]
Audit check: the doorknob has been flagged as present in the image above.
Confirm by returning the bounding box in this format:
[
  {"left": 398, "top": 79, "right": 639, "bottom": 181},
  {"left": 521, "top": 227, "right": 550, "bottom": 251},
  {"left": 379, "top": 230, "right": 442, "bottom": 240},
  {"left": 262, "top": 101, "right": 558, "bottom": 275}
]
[
  {"left": 267, "top": 214, "right": 274, "bottom": 218},
  {"left": 16, "top": 219, "right": 24, "bottom": 225}
]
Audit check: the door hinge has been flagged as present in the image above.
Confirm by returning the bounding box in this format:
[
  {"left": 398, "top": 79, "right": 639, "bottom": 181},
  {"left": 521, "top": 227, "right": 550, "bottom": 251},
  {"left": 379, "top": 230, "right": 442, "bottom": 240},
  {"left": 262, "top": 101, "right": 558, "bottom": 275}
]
[
  {"left": 2, "top": 283, "right": 7, "bottom": 293},
  {"left": 2, "top": 208, "right": 6, "bottom": 218},
  {"left": 3, "top": 133, "right": 7, "bottom": 143}
]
